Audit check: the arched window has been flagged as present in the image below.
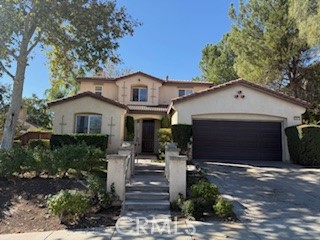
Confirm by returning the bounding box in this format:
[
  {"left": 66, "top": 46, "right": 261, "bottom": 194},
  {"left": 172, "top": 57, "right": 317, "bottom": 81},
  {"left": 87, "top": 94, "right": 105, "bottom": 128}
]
[{"left": 75, "top": 114, "right": 102, "bottom": 133}]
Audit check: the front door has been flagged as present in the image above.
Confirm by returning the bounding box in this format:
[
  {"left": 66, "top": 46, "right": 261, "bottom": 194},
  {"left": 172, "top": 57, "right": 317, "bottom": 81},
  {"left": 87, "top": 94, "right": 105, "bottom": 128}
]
[{"left": 142, "top": 120, "right": 155, "bottom": 153}]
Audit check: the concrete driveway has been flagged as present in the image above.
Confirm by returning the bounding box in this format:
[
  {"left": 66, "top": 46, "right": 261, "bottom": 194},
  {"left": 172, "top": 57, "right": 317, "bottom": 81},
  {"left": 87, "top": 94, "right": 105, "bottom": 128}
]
[{"left": 195, "top": 160, "right": 320, "bottom": 240}]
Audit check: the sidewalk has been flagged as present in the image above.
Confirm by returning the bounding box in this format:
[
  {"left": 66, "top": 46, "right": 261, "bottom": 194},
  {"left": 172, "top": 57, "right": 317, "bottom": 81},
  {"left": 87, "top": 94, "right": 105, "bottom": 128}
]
[
  {"left": 0, "top": 227, "right": 115, "bottom": 240},
  {"left": 0, "top": 220, "right": 258, "bottom": 240}
]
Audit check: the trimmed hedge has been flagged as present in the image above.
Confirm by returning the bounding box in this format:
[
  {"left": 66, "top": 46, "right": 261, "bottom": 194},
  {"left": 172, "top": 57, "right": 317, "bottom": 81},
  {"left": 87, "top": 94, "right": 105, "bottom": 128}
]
[
  {"left": 29, "top": 139, "right": 51, "bottom": 149},
  {"left": 171, "top": 124, "right": 192, "bottom": 153},
  {"left": 285, "top": 124, "right": 320, "bottom": 166},
  {"left": 50, "top": 134, "right": 108, "bottom": 151},
  {"left": 157, "top": 128, "right": 172, "bottom": 160},
  {"left": 161, "top": 115, "right": 171, "bottom": 128},
  {"left": 125, "top": 116, "right": 135, "bottom": 141}
]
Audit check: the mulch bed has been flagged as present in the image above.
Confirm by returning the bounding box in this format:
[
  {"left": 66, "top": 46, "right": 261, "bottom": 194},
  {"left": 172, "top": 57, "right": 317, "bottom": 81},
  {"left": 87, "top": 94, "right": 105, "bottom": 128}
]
[{"left": 0, "top": 176, "right": 120, "bottom": 234}]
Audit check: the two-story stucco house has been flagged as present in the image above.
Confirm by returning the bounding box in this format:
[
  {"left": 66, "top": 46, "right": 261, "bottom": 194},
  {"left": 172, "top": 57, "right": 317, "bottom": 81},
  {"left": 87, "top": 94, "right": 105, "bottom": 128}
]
[{"left": 48, "top": 71, "right": 308, "bottom": 162}]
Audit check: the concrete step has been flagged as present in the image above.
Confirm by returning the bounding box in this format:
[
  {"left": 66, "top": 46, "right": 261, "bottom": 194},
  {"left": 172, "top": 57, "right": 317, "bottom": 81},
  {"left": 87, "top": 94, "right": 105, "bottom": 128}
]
[
  {"left": 135, "top": 169, "right": 165, "bottom": 176},
  {"left": 135, "top": 165, "right": 165, "bottom": 171},
  {"left": 124, "top": 200, "right": 170, "bottom": 211},
  {"left": 126, "top": 191, "right": 169, "bottom": 200},
  {"left": 126, "top": 185, "right": 169, "bottom": 192},
  {"left": 129, "top": 177, "right": 168, "bottom": 186}
]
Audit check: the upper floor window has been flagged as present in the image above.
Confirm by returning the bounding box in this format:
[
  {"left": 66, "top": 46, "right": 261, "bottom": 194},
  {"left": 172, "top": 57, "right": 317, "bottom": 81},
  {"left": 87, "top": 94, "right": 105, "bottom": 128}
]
[
  {"left": 178, "top": 89, "right": 193, "bottom": 97},
  {"left": 76, "top": 114, "right": 102, "bottom": 134},
  {"left": 132, "top": 86, "right": 148, "bottom": 102},
  {"left": 95, "top": 86, "right": 102, "bottom": 95}
]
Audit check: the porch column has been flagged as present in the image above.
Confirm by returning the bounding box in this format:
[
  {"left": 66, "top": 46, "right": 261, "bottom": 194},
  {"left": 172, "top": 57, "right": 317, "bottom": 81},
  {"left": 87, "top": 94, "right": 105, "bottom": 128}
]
[
  {"left": 169, "top": 155, "right": 188, "bottom": 202},
  {"left": 107, "top": 155, "right": 127, "bottom": 201}
]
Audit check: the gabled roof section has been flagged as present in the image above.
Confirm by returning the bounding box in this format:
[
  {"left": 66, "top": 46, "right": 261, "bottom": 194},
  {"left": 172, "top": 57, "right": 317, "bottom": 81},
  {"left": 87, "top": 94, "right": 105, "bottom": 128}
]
[
  {"left": 47, "top": 91, "right": 128, "bottom": 110},
  {"left": 170, "top": 79, "right": 309, "bottom": 108},
  {"left": 76, "top": 71, "right": 213, "bottom": 86},
  {"left": 114, "top": 71, "right": 164, "bottom": 83}
]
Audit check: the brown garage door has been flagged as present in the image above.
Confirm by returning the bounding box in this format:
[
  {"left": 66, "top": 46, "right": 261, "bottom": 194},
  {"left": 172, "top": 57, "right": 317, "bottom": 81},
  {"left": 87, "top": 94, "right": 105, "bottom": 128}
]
[{"left": 193, "top": 120, "right": 282, "bottom": 161}]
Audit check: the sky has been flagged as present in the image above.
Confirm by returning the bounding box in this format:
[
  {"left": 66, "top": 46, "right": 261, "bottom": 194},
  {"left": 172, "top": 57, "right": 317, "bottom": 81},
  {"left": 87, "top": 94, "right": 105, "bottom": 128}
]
[{"left": 1, "top": 0, "right": 237, "bottom": 98}]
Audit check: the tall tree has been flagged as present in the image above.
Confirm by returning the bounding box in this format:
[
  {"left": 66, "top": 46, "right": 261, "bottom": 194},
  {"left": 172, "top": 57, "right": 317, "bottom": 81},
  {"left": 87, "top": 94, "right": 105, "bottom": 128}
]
[
  {"left": 0, "top": 1, "right": 139, "bottom": 149},
  {"left": 228, "top": 0, "right": 317, "bottom": 97},
  {"left": 23, "top": 94, "right": 52, "bottom": 129},
  {"left": 199, "top": 34, "right": 238, "bottom": 84},
  {"left": 0, "top": 84, "right": 11, "bottom": 133},
  {"left": 289, "top": 0, "right": 320, "bottom": 47}
]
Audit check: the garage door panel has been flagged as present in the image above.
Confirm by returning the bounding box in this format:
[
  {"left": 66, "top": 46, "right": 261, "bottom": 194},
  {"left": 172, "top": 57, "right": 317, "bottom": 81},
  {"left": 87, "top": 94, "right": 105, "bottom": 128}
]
[{"left": 193, "top": 120, "right": 282, "bottom": 161}]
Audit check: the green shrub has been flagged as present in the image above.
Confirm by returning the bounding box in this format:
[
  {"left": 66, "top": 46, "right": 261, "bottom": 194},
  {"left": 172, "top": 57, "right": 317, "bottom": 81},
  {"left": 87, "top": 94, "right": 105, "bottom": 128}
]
[
  {"left": 171, "top": 193, "right": 185, "bottom": 210},
  {"left": 181, "top": 199, "right": 205, "bottom": 220},
  {"left": 50, "top": 134, "right": 108, "bottom": 152},
  {"left": 157, "top": 128, "right": 172, "bottom": 160},
  {"left": 13, "top": 140, "right": 22, "bottom": 147},
  {"left": 191, "top": 181, "right": 220, "bottom": 205},
  {"left": 28, "top": 139, "right": 51, "bottom": 149},
  {"left": 47, "top": 190, "right": 90, "bottom": 223},
  {"left": 214, "top": 198, "right": 233, "bottom": 219},
  {"left": 171, "top": 124, "right": 192, "bottom": 153},
  {"left": 181, "top": 199, "right": 194, "bottom": 217},
  {"left": 161, "top": 115, "right": 171, "bottom": 128},
  {"left": 285, "top": 125, "right": 320, "bottom": 166},
  {"left": 52, "top": 143, "right": 104, "bottom": 176},
  {"left": 125, "top": 116, "right": 135, "bottom": 141}
]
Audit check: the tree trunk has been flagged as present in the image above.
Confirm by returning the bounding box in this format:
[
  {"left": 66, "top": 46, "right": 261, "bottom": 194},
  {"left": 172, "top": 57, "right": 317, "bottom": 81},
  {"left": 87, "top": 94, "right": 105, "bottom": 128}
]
[{"left": 0, "top": 48, "right": 28, "bottom": 150}]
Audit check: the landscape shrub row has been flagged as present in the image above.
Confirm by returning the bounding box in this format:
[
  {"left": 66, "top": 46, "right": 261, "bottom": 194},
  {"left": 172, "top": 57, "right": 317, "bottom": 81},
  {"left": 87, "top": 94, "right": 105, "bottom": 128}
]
[
  {"left": 50, "top": 134, "right": 108, "bottom": 152},
  {"left": 285, "top": 124, "right": 320, "bottom": 166},
  {"left": 172, "top": 181, "right": 233, "bottom": 220},
  {"left": 0, "top": 143, "right": 105, "bottom": 177},
  {"left": 171, "top": 124, "right": 192, "bottom": 153},
  {"left": 47, "top": 176, "right": 118, "bottom": 224}
]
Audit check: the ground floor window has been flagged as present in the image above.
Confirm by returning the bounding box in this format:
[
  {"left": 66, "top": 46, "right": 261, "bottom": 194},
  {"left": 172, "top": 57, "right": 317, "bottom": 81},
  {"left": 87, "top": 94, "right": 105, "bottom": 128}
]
[{"left": 76, "top": 114, "right": 102, "bottom": 134}]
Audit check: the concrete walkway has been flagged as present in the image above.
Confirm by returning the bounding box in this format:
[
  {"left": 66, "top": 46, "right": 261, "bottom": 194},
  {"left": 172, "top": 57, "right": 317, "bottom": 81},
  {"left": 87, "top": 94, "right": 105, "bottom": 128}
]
[{"left": 196, "top": 159, "right": 320, "bottom": 240}]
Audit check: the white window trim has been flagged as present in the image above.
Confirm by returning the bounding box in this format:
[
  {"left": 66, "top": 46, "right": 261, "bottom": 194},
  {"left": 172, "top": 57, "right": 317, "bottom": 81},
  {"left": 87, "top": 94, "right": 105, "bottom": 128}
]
[
  {"left": 178, "top": 89, "right": 193, "bottom": 97},
  {"left": 75, "top": 114, "right": 102, "bottom": 134},
  {"left": 132, "top": 86, "right": 148, "bottom": 102},
  {"left": 95, "top": 86, "right": 103, "bottom": 95}
]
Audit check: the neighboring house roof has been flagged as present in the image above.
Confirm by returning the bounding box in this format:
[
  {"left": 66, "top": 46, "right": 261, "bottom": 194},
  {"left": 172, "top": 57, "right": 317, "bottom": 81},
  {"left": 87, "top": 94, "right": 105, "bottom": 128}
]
[
  {"left": 127, "top": 105, "right": 168, "bottom": 114},
  {"left": 76, "top": 71, "right": 213, "bottom": 86},
  {"left": 168, "top": 79, "right": 309, "bottom": 113},
  {"left": 47, "top": 91, "right": 128, "bottom": 110}
]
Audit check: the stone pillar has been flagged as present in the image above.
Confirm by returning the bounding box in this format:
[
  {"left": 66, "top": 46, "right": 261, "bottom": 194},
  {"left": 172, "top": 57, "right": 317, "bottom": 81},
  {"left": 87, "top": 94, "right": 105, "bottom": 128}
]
[
  {"left": 118, "top": 143, "right": 135, "bottom": 177},
  {"left": 118, "top": 147, "right": 134, "bottom": 181},
  {"left": 107, "top": 155, "right": 127, "bottom": 201},
  {"left": 169, "top": 155, "right": 188, "bottom": 202},
  {"left": 165, "top": 143, "right": 179, "bottom": 179}
]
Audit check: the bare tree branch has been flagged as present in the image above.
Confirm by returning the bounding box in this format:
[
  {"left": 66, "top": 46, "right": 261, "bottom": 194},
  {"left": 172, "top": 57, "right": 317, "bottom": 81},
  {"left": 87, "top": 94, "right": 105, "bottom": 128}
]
[{"left": 0, "top": 61, "right": 14, "bottom": 79}]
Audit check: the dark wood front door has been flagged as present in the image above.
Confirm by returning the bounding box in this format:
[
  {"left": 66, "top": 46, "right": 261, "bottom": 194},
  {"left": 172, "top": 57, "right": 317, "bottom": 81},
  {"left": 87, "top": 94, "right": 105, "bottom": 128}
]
[{"left": 142, "top": 120, "right": 155, "bottom": 153}]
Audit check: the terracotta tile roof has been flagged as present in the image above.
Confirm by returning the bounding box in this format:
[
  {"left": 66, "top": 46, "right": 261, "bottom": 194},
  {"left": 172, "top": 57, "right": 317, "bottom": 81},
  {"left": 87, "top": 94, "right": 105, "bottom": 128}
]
[
  {"left": 170, "top": 79, "right": 309, "bottom": 108},
  {"left": 163, "top": 80, "right": 213, "bottom": 86},
  {"left": 76, "top": 71, "right": 213, "bottom": 86},
  {"left": 47, "top": 91, "right": 128, "bottom": 109},
  {"left": 127, "top": 105, "right": 168, "bottom": 114}
]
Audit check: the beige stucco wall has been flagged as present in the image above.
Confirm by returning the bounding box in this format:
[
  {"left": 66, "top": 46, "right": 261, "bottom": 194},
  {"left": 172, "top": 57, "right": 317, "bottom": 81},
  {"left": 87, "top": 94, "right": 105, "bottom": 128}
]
[
  {"left": 171, "top": 85, "right": 306, "bottom": 162},
  {"left": 50, "top": 96, "right": 126, "bottom": 153},
  {"left": 116, "top": 75, "right": 162, "bottom": 105},
  {"left": 78, "top": 81, "right": 118, "bottom": 101},
  {"left": 159, "top": 85, "right": 210, "bottom": 105},
  {"left": 127, "top": 113, "right": 164, "bottom": 153}
]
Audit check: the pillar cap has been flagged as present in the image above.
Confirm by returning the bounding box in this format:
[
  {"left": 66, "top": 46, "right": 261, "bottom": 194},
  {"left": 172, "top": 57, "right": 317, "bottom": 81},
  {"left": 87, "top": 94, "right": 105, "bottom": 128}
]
[
  {"left": 170, "top": 155, "right": 188, "bottom": 161},
  {"left": 107, "top": 154, "right": 127, "bottom": 160}
]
